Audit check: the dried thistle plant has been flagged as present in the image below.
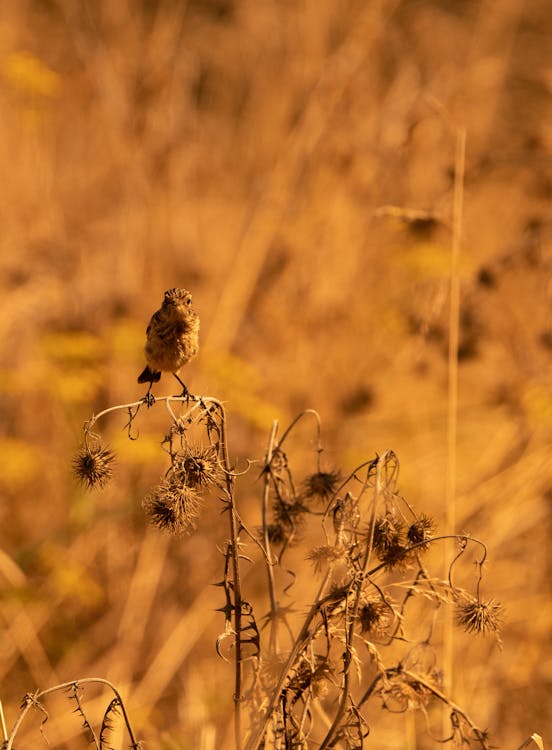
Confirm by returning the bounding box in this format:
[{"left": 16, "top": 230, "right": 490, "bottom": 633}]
[
  {"left": 2, "top": 678, "right": 140, "bottom": 750},
  {"left": 247, "top": 411, "right": 504, "bottom": 750},
  {"left": 66, "top": 394, "right": 504, "bottom": 750},
  {"left": 73, "top": 392, "right": 251, "bottom": 750}
]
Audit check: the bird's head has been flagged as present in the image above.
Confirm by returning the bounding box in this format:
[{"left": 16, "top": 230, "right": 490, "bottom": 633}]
[{"left": 163, "top": 288, "right": 193, "bottom": 308}]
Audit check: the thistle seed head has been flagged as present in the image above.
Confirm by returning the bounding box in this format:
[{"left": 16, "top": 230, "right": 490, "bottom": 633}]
[
  {"left": 358, "top": 596, "right": 392, "bottom": 634},
  {"left": 175, "top": 445, "right": 221, "bottom": 489},
  {"left": 264, "top": 522, "right": 291, "bottom": 546},
  {"left": 72, "top": 442, "right": 115, "bottom": 490},
  {"left": 308, "top": 544, "right": 350, "bottom": 571},
  {"left": 143, "top": 476, "right": 202, "bottom": 535},
  {"left": 407, "top": 514, "right": 435, "bottom": 551},
  {"left": 269, "top": 499, "right": 306, "bottom": 546},
  {"left": 455, "top": 595, "right": 504, "bottom": 636},
  {"left": 370, "top": 514, "right": 410, "bottom": 569},
  {"left": 302, "top": 470, "right": 341, "bottom": 504},
  {"left": 288, "top": 655, "right": 332, "bottom": 698}
]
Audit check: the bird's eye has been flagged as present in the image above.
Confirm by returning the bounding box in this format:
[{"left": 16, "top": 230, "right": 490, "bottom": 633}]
[{"left": 186, "top": 297, "right": 192, "bottom": 305}]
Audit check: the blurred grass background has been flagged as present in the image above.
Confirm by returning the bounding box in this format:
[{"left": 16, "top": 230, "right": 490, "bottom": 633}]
[{"left": 0, "top": 0, "right": 551, "bottom": 747}]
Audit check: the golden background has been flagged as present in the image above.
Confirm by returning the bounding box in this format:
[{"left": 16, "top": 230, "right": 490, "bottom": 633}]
[{"left": 0, "top": 0, "right": 550, "bottom": 747}]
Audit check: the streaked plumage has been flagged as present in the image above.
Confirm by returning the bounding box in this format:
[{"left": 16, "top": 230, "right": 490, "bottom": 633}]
[{"left": 137, "top": 288, "right": 200, "bottom": 390}]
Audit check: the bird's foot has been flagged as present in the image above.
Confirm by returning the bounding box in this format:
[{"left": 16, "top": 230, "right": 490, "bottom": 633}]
[
  {"left": 141, "top": 387, "right": 156, "bottom": 407},
  {"left": 172, "top": 373, "right": 190, "bottom": 399}
]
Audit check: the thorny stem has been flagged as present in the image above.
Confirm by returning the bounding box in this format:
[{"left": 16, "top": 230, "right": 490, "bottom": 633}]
[
  {"left": 70, "top": 683, "right": 100, "bottom": 749},
  {"left": 262, "top": 420, "right": 280, "bottom": 654},
  {"left": 212, "top": 400, "right": 243, "bottom": 750},
  {"left": 2, "top": 678, "right": 138, "bottom": 750}
]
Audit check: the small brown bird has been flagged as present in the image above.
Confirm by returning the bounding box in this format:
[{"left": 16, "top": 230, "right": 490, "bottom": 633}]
[{"left": 137, "top": 287, "right": 200, "bottom": 395}]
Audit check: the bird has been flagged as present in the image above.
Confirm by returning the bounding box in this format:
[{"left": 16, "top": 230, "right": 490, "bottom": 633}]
[{"left": 137, "top": 287, "right": 200, "bottom": 397}]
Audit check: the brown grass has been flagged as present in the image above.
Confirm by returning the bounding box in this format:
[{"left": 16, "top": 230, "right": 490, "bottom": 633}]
[{"left": 0, "top": 0, "right": 550, "bottom": 747}]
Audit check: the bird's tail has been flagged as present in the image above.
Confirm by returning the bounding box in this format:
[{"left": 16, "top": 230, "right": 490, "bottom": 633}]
[{"left": 137, "top": 365, "right": 162, "bottom": 384}]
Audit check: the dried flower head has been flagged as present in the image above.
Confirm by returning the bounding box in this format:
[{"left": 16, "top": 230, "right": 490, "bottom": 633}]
[
  {"left": 407, "top": 514, "right": 435, "bottom": 551},
  {"left": 174, "top": 445, "right": 221, "bottom": 488},
  {"left": 269, "top": 499, "right": 306, "bottom": 546},
  {"left": 287, "top": 655, "right": 332, "bottom": 699},
  {"left": 371, "top": 514, "right": 409, "bottom": 569},
  {"left": 455, "top": 595, "right": 504, "bottom": 637},
  {"left": 264, "top": 522, "right": 289, "bottom": 546},
  {"left": 143, "top": 476, "right": 202, "bottom": 535},
  {"left": 308, "top": 544, "right": 350, "bottom": 571},
  {"left": 72, "top": 442, "right": 115, "bottom": 490},
  {"left": 358, "top": 595, "right": 392, "bottom": 635},
  {"left": 302, "top": 470, "right": 341, "bottom": 504}
]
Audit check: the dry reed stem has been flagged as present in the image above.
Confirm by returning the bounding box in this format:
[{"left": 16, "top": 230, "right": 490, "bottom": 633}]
[{"left": 444, "top": 126, "right": 466, "bottom": 707}]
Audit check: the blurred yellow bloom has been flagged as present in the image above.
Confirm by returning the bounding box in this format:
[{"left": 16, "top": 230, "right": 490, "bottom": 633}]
[
  {"left": 0, "top": 438, "right": 41, "bottom": 491},
  {"left": 2, "top": 50, "right": 60, "bottom": 96},
  {"left": 40, "top": 331, "right": 105, "bottom": 364}
]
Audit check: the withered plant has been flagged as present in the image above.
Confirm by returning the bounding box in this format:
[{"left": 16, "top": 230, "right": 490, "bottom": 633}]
[
  {"left": 4, "top": 386, "right": 545, "bottom": 749},
  {"left": 63, "top": 394, "right": 508, "bottom": 750},
  {"left": 245, "top": 411, "right": 502, "bottom": 750},
  {"left": 0, "top": 678, "right": 140, "bottom": 750}
]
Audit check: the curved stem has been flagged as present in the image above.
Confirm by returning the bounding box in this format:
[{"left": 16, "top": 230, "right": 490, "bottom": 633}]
[
  {"left": 447, "top": 537, "right": 487, "bottom": 596},
  {"left": 265, "top": 410, "right": 321, "bottom": 469},
  {"left": 84, "top": 393, "right": 219, "bottom": 433}
]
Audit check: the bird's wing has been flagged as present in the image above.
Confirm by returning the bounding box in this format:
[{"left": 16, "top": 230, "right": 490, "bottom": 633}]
[{"left": 146, "top": 309, "right": 164, "bottom": 336}]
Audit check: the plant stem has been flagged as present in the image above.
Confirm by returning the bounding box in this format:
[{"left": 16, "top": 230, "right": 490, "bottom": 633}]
[
  {"left": 262, "top": 420, "right": 280, "bottom": 654},
  {"left": 215, "top": 402, "right": 243, "bottom": 750},
  {"left": 444, "top": 127, "right": 466, "bottom": 710}
]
